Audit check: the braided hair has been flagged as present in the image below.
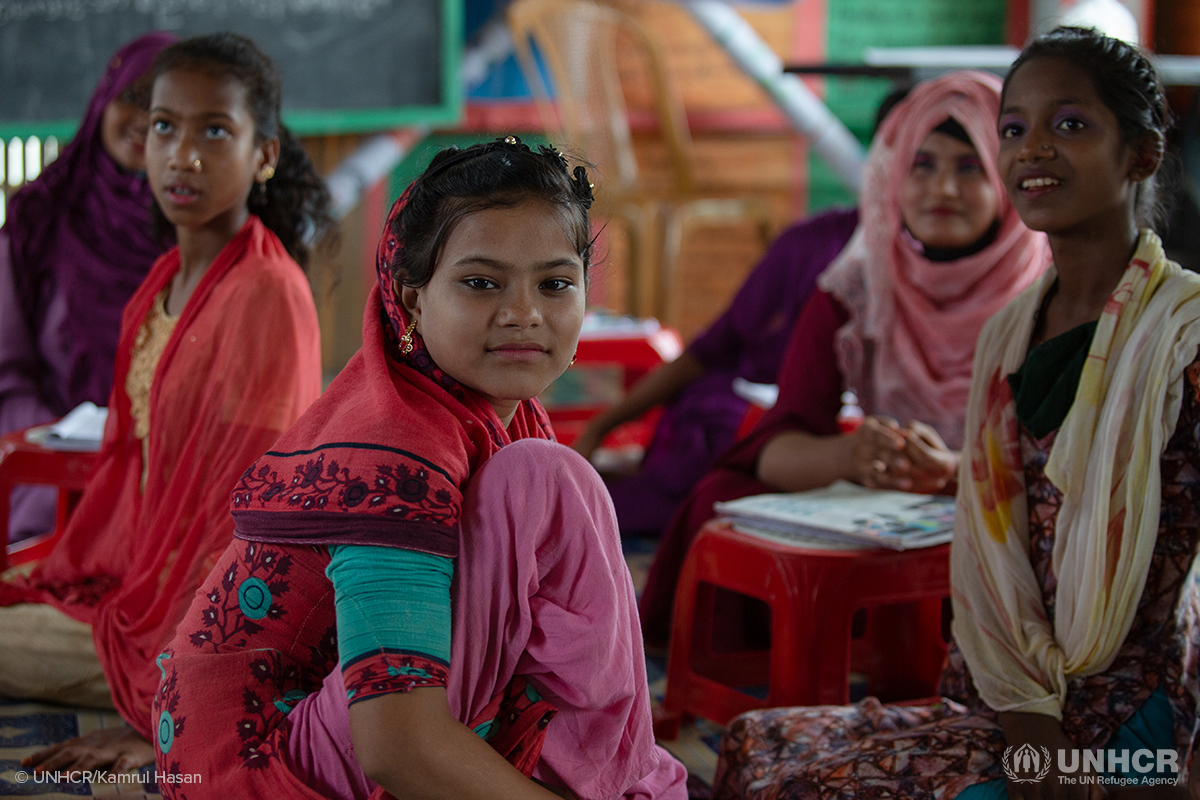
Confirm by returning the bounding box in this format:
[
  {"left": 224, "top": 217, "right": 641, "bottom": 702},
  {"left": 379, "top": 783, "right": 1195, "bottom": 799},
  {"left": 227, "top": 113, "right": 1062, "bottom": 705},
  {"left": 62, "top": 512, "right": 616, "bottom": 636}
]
[
  {"left": 391, "top": 136, "right": 595, "bottom": 287},
  {"left": 1004, "top": 26, "right": 1171, "bottom": 230},
  {"left": 151, "top": 33, "right": 336, "bottom": 268}
]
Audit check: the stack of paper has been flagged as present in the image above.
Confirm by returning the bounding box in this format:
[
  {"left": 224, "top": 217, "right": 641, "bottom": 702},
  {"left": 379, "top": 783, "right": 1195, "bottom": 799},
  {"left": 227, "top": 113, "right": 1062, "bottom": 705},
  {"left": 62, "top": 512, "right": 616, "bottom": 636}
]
[
  {"left": 714, "top": 480, "right": 955, "bottom": 551},
  {"left": 41, "top": 402, "right": 108, "bottom": 452}
]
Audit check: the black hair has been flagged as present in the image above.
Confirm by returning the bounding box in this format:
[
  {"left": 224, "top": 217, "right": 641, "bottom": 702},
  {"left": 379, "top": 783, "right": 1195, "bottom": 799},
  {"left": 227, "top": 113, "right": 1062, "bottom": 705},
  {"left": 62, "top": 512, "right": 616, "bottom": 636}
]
[
  {"left": 933, "top": 117, "right": 973, "bottom": 146},
  {"left": 391, "top": 136, "right": 594, "bottom": 287},
  {"left": 1004, "top": 26, "right": 1172, "bottom": 231},
  {"left": 151, "top": 32, "right": 336, "bottom": 268}
]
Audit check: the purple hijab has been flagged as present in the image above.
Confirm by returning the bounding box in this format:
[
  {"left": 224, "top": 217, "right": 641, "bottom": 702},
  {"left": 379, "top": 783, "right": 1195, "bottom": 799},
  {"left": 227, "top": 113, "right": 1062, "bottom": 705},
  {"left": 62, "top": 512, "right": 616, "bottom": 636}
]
[{"left": 6, "top": 31, "right": 175, "bottom": 410}]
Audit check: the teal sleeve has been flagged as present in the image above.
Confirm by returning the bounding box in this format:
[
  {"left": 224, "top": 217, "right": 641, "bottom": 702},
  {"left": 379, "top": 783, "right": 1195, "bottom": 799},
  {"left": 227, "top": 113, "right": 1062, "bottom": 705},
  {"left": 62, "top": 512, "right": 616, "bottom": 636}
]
[{"left": 326, "top": 544, "right": 454, "bottom": 664}]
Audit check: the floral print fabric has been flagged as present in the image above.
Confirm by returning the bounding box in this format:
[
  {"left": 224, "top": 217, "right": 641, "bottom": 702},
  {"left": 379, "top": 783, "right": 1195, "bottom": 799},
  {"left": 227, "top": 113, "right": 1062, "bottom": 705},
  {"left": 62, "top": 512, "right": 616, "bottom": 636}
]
[
  {"left": 712, "top": 356, "right": 1200, "bottom": 800},
  {"left": 154, "top": 537, "right": 558, "bottom": 796}
]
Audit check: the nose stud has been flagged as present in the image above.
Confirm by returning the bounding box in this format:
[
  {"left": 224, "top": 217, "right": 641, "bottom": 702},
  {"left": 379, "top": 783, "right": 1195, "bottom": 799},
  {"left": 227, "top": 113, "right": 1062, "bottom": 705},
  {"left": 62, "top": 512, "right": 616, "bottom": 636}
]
[{"left": 192, "top": 158, "right": 202, "bottom": 170}]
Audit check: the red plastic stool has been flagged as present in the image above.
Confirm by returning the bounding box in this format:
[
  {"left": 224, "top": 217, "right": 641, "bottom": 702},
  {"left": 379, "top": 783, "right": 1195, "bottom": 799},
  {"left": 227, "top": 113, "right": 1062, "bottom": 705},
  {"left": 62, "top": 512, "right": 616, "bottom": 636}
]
[
  {"left": 0, "top": 429, "right": 98, "bottom": 571},
  {"left": 573, "top": 327, "right": 684, "bottom": 391},
  {"left": 662, "top": 520, "right": 950, "bottom": 729},
  {"left": 542, "top": 323, "right": 684, "bottom": 448}
]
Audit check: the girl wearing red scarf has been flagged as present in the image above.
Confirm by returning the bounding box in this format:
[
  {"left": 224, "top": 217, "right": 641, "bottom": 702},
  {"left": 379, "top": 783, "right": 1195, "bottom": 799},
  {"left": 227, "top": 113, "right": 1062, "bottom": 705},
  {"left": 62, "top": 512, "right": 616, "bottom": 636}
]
[
  {"left": 152, "top": 138, "right": 686, "bottom": 800},
  {"left": 1, "top": 33, "right": 330, "bottom": 774}
]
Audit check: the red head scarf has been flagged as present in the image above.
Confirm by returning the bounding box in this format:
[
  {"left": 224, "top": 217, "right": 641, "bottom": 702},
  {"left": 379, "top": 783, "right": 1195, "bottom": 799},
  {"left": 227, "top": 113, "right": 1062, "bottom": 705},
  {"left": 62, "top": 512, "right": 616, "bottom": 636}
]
[
  {"left": 817, "top": 70, "right": 1050, "bottom": 448},
  {"left": 230, "top": 187, "right": 555, "bottom": 556}
]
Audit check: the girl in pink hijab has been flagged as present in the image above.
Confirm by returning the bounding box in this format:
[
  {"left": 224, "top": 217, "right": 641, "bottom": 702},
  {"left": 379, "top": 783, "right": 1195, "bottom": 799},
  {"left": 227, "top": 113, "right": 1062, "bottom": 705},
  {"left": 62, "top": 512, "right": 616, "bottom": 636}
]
[{"left": 638, "top": 70, "right": 1050, "bottom": 647}]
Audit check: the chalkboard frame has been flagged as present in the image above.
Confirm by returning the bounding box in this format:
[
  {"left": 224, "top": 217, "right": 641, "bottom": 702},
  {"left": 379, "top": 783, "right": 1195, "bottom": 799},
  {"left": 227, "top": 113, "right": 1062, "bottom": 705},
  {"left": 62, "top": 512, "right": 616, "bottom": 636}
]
[{"left": 0, "top": 0, "right": 463, "bottom": 140}]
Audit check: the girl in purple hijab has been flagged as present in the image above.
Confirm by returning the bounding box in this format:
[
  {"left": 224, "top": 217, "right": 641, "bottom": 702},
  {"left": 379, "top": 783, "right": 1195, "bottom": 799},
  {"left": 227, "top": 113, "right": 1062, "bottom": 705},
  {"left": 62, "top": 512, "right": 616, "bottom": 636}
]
[{"left": 0, "top": 31, "right": 176, "bottom": 540}]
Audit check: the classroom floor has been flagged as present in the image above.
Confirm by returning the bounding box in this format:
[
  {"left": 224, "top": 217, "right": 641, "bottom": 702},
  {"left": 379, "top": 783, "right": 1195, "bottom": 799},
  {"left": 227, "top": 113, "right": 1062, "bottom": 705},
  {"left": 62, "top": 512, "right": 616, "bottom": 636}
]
[{"left": 0, "top": 539, "right": 722, "bottom": 799}]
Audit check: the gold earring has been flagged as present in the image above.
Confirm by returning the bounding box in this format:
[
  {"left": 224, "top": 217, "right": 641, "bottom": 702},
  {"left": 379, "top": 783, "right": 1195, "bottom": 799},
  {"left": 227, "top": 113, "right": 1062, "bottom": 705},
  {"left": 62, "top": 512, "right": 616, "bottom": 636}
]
[
  {"left": 192, "top": 158, "right": 202, "bottom": 170},
  {"left": 399, "top": 320, "right": 417, "bottom": 355},
  {"left": 570, "top": 351, "right": 577, "bottom": 366},
  {"left": 258, "top": 164, "right": 276, "bottom": 182}
]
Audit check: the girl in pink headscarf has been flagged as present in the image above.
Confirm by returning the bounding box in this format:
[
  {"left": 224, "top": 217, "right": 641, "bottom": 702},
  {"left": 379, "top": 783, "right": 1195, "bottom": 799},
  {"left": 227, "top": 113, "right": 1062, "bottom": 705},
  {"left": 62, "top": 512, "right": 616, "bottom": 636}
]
[{"left": 638, "top": 71, "right": 1050, "bottom": 647}]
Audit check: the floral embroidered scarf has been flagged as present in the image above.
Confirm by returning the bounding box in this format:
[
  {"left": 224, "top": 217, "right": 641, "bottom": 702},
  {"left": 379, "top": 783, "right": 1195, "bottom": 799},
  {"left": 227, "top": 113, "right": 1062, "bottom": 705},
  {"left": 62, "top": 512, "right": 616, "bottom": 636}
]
[
  {"left": 231, "top": 188, "right": 555, "bottom": 556},
  {"left": 952, "top": 230, "right": 1200, "bottom": 718}
]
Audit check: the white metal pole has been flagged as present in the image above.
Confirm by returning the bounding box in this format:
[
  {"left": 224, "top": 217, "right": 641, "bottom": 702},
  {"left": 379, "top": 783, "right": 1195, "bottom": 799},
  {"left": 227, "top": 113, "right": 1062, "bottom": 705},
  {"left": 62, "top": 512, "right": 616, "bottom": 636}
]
[{"left": 683, "top": 0, "right": 866, "bottom": 195}]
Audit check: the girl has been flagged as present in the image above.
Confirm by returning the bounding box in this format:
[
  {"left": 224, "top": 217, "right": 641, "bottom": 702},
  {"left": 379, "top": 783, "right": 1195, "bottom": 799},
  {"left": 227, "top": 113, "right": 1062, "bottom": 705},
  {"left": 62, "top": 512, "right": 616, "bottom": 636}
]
[
  {"left": 0, "top": 31, "right": 175, "bottom": 540},
  {"left": 0, "top": 33, "right": 330, "bottom": 774},
  {"left": 152, "top": 137, "right": 687, "bottom": 799},
  {"left": 638, "top": 71, "right": 1049, "bottom": 648},
  {"left": 714, "top": 28, "right": 1199, "bottom": 800}
]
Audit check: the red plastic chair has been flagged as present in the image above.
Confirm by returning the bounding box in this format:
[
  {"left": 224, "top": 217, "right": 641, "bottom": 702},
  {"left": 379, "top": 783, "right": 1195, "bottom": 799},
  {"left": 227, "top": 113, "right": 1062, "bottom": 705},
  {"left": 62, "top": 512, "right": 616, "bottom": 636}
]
[
  {"left": 661, "top": 520, "right": 950, "bottom": 734},
  {"left": 0, "top": 429, "right": 98, "bottom": 571}
]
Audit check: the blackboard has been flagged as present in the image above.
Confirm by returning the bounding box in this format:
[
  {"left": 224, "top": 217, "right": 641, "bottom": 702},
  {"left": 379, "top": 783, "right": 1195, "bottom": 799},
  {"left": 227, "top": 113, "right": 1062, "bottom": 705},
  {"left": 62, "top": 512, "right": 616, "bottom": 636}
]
[{"left": 0, "top": 0, "right": 462, "bottom": 138}]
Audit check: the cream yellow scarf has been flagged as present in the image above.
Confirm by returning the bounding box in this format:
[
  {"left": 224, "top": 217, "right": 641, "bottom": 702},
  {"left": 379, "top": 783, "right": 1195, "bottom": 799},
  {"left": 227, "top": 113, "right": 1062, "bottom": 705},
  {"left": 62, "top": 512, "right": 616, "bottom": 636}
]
[{"left": 952, "top": 230, "right": 1200, "bottom": 718}]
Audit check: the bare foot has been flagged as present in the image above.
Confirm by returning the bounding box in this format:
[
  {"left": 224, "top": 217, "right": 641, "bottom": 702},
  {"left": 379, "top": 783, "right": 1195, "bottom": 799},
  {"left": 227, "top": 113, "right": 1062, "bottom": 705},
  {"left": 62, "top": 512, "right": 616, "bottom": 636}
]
[{"left": 22, "top": 724, "right": 154, "bottom": 774}]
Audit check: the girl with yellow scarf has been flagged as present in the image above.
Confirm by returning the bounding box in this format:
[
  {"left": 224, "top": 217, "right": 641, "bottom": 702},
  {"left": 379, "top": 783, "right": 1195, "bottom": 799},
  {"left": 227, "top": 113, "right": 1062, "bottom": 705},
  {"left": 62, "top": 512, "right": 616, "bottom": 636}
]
[{"left": 714, "top": 27, "right": 1200, "bottom": 800}]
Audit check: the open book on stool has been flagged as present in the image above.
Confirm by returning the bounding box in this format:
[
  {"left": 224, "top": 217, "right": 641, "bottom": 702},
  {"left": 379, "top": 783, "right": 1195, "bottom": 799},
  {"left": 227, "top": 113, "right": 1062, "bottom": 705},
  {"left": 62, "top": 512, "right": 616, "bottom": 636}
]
[{"left": 714, "top": 480, "right": 955, "bottom": 551}]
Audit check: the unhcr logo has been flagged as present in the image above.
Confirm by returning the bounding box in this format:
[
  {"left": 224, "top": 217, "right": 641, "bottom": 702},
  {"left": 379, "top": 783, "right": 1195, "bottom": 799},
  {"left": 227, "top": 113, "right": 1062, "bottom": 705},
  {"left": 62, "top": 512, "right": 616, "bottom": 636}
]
[
  {"left": 1003, "top": 744, "right": 1052, "bottom": 783},
  {"left": 1001, "top": 746, "right": 1182, "bottom": 787}
]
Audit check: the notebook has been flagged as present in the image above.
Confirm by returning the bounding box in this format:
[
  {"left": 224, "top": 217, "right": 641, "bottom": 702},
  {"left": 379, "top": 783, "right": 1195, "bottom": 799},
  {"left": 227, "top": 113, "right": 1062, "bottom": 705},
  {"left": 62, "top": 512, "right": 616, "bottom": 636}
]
[{"left": 714, "top": 480, "right": 955, "bottom": 551}]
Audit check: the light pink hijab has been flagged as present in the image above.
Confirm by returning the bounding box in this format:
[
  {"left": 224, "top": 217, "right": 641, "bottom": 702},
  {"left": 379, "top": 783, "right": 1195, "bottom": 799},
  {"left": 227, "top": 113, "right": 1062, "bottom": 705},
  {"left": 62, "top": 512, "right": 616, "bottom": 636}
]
[{"left": 818, "top": 70, "right": 1049, "bottom": 449}]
